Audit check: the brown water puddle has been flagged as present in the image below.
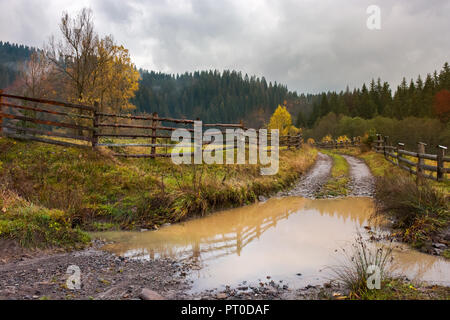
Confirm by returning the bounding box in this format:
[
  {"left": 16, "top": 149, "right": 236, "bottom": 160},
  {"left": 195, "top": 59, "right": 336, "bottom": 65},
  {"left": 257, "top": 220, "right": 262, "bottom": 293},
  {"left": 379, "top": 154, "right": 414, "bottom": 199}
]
[{"left": 95, "top": 197, "right": 450, "bottom": 291}]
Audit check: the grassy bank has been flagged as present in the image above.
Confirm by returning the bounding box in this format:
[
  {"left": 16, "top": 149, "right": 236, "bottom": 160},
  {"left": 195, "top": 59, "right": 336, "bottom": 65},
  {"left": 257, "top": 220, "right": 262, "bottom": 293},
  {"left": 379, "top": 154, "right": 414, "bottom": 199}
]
[
  {"left": 0, "top": 137, "right": 317, "bottom": 248},
  {"left": 330, "top": 147, "right": 449, "bottom": 257},
  {"left": 0, "top": 188, "right": 90, "bottom": 248},
  {"left": 317, "top": 150, "right": 350, "bottom": 197}
]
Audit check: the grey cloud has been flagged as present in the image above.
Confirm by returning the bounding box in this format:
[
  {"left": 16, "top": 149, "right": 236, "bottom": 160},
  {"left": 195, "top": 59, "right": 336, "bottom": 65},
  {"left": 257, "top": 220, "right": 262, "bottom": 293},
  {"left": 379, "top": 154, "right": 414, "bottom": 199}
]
[{"left": 0, "top": 0, "right": 449, "bottom": 93}]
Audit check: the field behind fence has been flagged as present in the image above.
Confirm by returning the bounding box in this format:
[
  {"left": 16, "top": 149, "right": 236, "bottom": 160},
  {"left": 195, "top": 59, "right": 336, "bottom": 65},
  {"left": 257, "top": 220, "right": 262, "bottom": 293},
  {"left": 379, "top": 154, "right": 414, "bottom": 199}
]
[{"left": 0, "top": 91, "right": 302, "bottom": 159}]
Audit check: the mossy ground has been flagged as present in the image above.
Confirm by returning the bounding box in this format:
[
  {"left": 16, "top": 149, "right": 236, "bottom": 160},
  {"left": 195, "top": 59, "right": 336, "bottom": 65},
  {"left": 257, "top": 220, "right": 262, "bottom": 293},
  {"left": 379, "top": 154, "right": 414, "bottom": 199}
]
[
  {"left": 355, "top": 278, "right": 450, "bottom": 300},
  {"left": 0, "top": 137, "right": 317, "bottom": 248}
]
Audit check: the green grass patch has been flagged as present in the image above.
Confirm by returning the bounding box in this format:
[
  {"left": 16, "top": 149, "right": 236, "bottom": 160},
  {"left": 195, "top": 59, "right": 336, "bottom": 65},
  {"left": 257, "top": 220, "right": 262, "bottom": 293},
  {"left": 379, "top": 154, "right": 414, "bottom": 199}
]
[
  {"left": 358, "top": 279, "right": 450, "bottom": 300},
  {"left": 0, "top": 189, "right": 90, "bottom": 248}
]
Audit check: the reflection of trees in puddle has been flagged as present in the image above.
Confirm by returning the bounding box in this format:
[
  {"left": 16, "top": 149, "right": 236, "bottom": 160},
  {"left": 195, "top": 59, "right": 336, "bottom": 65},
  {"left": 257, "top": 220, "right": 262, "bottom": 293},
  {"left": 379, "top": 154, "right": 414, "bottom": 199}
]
[
  {"left": 102, "top": 197, "right": 375, "bottom": 262},
  {"left": 307, "top": 198, "right": 376, "bottom": 227}
]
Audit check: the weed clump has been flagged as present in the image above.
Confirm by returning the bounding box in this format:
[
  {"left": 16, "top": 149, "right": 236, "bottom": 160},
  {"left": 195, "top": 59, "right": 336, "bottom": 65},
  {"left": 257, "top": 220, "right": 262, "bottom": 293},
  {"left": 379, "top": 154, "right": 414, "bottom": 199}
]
[{"left": 330, "top": 234, "right": 393, "bottom": 298}]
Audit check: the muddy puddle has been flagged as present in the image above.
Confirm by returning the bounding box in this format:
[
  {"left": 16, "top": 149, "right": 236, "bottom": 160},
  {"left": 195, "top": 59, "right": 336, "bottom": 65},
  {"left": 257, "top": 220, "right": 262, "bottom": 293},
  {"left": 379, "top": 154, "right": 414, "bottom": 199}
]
[{"left": 95, "top": 197, "right": 450, "bottom": 292}]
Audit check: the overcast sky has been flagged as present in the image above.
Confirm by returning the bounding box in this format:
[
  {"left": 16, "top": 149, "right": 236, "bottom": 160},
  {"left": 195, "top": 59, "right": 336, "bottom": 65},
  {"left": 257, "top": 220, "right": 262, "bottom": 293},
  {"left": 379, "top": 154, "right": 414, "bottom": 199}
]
[{"left": 1, "top": 0, "right": 449, "bottom": 93}]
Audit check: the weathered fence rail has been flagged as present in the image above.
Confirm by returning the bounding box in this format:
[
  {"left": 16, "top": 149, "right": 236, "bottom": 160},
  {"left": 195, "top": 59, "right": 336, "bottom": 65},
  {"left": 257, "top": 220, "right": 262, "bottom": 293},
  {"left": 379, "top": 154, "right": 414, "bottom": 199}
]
[
  {"left": 0, "top": 91, "right": 303, "bottom": 158},
  {"left": 373, "top": 134, "right": 449, "bottom": 182}
]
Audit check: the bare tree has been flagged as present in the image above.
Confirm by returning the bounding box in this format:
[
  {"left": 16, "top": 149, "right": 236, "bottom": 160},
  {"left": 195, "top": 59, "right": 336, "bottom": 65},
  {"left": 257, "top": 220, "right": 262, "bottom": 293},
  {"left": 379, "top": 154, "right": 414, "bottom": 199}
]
[
  {"left": 46, "top": 8, "right": 99, "bottom": 105},
  {"left": 18, "top": 51, "right": 52, "bottom": 99}
]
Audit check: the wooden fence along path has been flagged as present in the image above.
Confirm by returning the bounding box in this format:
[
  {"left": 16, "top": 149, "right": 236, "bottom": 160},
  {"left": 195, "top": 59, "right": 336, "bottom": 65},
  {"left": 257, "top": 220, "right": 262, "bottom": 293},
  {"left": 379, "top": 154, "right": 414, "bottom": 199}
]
[
  {"left": 314, "top": 138, "right": 361, "bottom": 149},
  {"left": 374, "top": 134, "right": 449, "bottom": 182},
  {"left": 0, "top": 91, "right": 302, "bottom": 158}
]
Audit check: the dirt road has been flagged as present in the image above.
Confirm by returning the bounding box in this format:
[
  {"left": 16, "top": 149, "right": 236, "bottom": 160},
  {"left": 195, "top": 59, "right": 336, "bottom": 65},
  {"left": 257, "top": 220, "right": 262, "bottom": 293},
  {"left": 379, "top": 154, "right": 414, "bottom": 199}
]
[
  {"left": 342, "top": 155, "right": 374, "bottom": 197},
  {"left": 281, "top": 152, "right": 374, "bottom": 199},
  {"left": 280, "top": 152, "right": 333, "bottom": 198}
]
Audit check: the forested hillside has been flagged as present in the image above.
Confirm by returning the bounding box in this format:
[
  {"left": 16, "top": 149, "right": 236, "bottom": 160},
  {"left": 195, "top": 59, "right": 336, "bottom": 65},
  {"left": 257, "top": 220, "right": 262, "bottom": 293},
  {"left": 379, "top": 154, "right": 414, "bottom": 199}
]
[
  {"left": 299, "top": 63, "right": 450, "bottom": 127},
  {"left": 132, "top": 70, "right": 309, "bottom": 127},
  {"left": 0, "top": 41, "right": 34, "bottom": 89}
]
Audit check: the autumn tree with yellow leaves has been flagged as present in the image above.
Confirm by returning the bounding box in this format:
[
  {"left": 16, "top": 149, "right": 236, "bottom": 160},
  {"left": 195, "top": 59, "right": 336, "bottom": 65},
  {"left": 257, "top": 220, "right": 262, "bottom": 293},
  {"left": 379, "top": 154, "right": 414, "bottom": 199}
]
[
  {"left": 46, "top": 8, "right": 140, "bottom": 113},
  {"left": 268, "top": 105, "right": 300, "bottom": 136}
]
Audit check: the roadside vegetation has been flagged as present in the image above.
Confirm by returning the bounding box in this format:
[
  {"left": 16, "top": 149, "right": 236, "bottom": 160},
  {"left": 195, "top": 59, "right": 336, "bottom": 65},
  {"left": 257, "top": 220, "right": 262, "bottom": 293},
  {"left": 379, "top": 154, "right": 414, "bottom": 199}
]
[
  {"left": 0, "top": 137, "right": 317, "bottom": 248},
  {"left": 326, "top": 143, "right": 449, "bottom": 258},
  {"left": 317, "top": 150, "right": 350, "bottom": 197},
  {"left": 0, "top": 188, "right": 90, "bottom": 248},
  {"left": 331, "top": 234, "right": 450, "bottom": 300}
]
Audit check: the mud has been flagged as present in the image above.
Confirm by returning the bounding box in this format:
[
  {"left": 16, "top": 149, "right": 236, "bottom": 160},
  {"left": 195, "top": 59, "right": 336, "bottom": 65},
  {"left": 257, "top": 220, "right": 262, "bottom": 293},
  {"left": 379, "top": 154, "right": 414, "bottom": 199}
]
[
  {"left": 0, "top": 241, "right": 193, "bottom": 300},
  {"left": 280, "top": 152, "right": 333, "bottom": 198},
  {"left": 342, "top": 155, "right": 375, "bottom": 197}
]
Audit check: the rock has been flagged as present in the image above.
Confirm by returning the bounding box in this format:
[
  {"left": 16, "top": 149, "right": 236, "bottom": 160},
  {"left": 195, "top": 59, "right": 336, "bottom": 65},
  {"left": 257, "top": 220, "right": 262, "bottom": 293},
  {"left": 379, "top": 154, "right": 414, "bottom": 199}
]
[
  {"left": 237, "top": 286, "right": 248, "bottom": 291},
  {"left": 258, "top": 196, "right": 267, "bottom": 202},
  {"left": 140, "top": 229, "right": 149, "bottom": 232},
  {"left": 139, "top": 288, "right": 165, "bottom": 300},
  {"left": 266, "top": 287, "right": 277, "bottom": 295},
  {"left": 296, "top": 273, "right": 302, "bottom": 276},
  {"left": 432, "top": 243, "right": 447, "bottom": 249},
  {"left": 216, "top": 293, "right": 227, "bottom": 300}
]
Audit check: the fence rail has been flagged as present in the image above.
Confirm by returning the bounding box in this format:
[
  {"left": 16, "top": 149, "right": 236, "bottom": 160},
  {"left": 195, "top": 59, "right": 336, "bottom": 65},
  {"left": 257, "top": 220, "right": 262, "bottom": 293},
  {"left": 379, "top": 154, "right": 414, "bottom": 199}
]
[
  {"left": 0, "top": 91, "right": 303, "bottom": 158},
  {"left": 373, "top": 134, "right": 448, "bottom": 182}
]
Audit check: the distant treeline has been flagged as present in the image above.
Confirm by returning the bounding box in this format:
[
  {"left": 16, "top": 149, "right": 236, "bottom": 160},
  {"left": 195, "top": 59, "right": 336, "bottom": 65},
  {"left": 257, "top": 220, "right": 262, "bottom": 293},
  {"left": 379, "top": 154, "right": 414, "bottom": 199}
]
[
  {"left": 297, "top": 62, "right": 450, "bottom": 128},
  {"left": 305, "top": 113, "right": 450, "bottom": 152},
  {"left": 0, "top": 41, "right": 34, "bottom": 89},
  {"left": 132, "top": 70, "right": 309, "bottom": 128}
]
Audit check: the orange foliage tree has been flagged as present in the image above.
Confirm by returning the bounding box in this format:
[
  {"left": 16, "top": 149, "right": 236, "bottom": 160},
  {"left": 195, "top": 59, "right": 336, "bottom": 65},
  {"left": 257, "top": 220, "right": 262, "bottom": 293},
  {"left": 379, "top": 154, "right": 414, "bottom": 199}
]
[{"left": 433, "top": 89, "right": 450, "bottom": 123}]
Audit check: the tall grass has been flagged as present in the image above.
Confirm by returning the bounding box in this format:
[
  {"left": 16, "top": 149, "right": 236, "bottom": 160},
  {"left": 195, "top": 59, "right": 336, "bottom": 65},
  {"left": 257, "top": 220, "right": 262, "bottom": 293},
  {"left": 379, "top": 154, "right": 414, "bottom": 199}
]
[
  {"left": 374, "top": 171, "right": 449, "bottom": 248},
  {"left": 330, "top": 234, "right": 393, "bottom": 297},
  {"left": 375, "top": 173, "right": 448, "bottom": 225}
]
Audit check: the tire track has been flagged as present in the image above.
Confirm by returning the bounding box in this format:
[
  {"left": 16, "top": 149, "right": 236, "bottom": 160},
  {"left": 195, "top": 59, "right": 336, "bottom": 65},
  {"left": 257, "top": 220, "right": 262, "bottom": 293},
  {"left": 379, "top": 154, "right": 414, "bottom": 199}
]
[
  {"left": 280, "top": 152, "right": 333, "bottom": 198},
  {"left": 342, "top": 155, "right": 374, "bottom": 197}
]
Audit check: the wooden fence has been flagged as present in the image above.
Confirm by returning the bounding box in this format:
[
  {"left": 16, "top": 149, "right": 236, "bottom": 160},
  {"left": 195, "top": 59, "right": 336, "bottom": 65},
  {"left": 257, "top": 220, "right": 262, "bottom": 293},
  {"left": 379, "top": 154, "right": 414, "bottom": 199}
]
[
  {"left": 314, "top": 137, "right": 361, "bottom": 149},
  {"left": 373, "top": 134, "right": 449, "bottom": 182},
  {"left": 0, "top": 91, "right": 302, "bottom": 158}
]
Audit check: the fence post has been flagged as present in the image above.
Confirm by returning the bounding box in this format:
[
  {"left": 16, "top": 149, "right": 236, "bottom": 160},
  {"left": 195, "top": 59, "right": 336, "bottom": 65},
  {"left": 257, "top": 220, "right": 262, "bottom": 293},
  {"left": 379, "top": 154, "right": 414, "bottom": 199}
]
[
  {"left": 92, "top": 102, "right": 99, "bottom": 148},
  {"left": 397, "top": 143, "right": 404, "bottom": 167},
  {"left": 150, "top": 112, "right": 158, "bottom": 158},
  {"left": 376, "top": 134, "right": 383, "bottom": 152},
  {"left": 297, "top": 134, "right": 302, "bottom": 149},
  {"left": 0, "top": 90, "right": 3, "bottom": 136},
  {"left": 436, "top": 145, "right": 447, "bottom": 182},
  {"left": 287, "top": 133, "right": 291, "bottom": 150},
  {"left": 416, "top": 142, "right": 426, "bottom": 181},
  {"left": 383, "top": 136, "right": 389, "bottom": 158}
]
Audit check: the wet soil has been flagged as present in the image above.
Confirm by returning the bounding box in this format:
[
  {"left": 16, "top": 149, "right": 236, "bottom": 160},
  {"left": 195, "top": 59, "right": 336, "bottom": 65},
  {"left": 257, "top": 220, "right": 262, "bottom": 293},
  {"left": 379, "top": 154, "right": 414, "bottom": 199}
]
[
  {"left": 280, "top": 152, "right": 333, "bottom": 198},
  {"left": 342, "top": 155, "right": 374, "bottom": 197}
]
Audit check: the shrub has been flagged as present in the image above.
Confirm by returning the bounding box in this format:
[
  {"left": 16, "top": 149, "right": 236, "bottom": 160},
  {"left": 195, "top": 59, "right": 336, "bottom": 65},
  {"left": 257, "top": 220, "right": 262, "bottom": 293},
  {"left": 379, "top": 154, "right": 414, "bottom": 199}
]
[
  {"left": 330, "top": 234, "right": 393, "bottom": 297},
  {"left": 374, "top": 172, "right": 449, "bottom": 247}
]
